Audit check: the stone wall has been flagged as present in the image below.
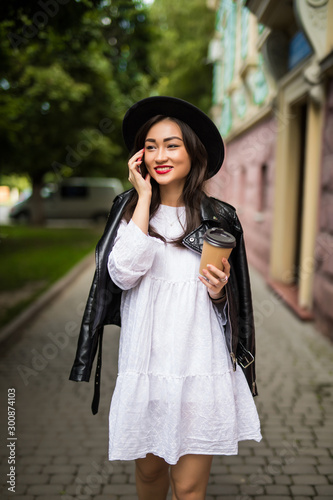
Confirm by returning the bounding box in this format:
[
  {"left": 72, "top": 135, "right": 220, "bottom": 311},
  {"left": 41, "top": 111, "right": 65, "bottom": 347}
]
[
  {"left": 313, "top": 79, "right": 333, "bottom": 341},
  {"left": 206, "top": 116, "right": 276, "bottom": 278}
]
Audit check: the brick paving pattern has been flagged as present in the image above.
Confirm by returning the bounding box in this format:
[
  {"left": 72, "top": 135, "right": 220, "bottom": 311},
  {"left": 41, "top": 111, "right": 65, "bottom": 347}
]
[{"left": 0, "top": 262, "right": 332, "bottom": 499}]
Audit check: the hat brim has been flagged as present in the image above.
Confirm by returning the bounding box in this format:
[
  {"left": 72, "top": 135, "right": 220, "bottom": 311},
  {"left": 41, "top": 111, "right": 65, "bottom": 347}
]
[{"left": 122, "top": 96, "right": 224, "bottom": 179}]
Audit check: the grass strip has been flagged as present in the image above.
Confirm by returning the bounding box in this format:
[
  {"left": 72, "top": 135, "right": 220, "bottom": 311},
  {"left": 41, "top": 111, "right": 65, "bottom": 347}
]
[{"left": 0, "top": 225, "right": 101, "bottom": 328}]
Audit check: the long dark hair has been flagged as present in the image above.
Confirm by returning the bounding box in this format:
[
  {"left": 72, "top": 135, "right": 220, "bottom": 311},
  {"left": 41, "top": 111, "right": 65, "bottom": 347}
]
[{"left": 123, "top": 115, "right": 209, "bottom": 245}]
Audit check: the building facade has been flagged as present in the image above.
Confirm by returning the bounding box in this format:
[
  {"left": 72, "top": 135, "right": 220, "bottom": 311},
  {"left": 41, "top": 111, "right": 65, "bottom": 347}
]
[{"left": 207, "top": 0, "right": 333, "bottom": 340}]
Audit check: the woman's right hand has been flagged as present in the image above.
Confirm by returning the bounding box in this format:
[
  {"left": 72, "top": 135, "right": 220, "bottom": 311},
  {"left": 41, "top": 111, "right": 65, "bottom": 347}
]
[{"left": 128, "top": 148, "right": 152, "bottom": 200}]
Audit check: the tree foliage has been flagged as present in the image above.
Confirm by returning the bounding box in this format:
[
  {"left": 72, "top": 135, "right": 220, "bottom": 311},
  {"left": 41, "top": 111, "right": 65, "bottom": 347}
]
[
  {"left": 0, "top": 0, "right": 154, "bottom": 222},
  {"left": 149, "top": 0, "right": 215, "bottom": 114},
  {"left": 0, "top": 0, "right": 215, "bottom": 224}
]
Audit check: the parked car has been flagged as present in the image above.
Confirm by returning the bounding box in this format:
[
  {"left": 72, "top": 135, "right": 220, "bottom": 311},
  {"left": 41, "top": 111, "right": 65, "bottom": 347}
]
[{"left": 9, "top": 177, "right": 124, "bottom": 223}]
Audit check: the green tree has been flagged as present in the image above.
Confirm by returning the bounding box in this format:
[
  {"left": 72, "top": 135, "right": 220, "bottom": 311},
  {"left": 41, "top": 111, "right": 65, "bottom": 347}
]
[
  {"left": 0, "top": 0, "right": 154, "bottom": 224},
  {"left": 149, "top": 0, "right": 215, "bottom": 113}
]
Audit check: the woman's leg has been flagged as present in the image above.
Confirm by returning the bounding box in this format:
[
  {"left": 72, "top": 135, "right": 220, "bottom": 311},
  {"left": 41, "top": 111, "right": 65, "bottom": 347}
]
[
  {"left": 135, "top": 453, "right": 170, "bottom": 500},
  {"left": 170, "top": 454, "right": 213, "bottom": 500}
]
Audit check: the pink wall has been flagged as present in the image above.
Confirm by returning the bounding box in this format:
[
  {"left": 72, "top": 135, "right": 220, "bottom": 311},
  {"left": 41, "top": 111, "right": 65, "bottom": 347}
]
[
  {"left": 205, "top": 88, "right": 333, "bottom": 341},
  {"left": 206, "top": 116, "right": 277, "bottom": 278}
]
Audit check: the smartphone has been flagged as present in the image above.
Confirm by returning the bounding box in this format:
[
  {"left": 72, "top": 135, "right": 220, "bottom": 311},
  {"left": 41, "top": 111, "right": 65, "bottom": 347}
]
[{"left": 138, "top": 152, "right": 146, "bottom": 177}]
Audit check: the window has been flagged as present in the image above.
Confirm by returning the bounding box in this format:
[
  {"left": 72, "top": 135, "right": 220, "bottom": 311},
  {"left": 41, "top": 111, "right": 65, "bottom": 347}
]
[
  {"left": 60, "top": 185, "right": 88, "bottom": 199},
  {"left": 258, "top": 163, "right": 268, "bottom": 213}
]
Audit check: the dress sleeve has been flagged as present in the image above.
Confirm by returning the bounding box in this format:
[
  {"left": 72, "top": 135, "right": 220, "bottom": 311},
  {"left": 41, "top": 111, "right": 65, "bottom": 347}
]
[
  {"left": 108, "top": 218, "right": 159, "bottom": 290},
  {"left": 213, "top": 298, "right": 228, "bottom": 327}
]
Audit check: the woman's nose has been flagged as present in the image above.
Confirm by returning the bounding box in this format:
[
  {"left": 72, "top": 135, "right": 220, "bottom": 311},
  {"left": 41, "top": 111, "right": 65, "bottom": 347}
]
[{"left": 155, "top": 147, "right": 168, "bottom": 163}]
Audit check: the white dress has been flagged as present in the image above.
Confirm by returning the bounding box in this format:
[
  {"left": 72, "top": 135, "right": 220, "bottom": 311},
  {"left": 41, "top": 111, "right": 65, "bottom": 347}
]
[{"left": 107, "top": 204, "right": 262, "bottom": 465}]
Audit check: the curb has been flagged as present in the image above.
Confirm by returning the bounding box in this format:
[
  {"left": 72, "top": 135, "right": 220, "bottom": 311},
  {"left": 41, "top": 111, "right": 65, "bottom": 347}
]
[{"left": 0, "top": 252, "right": 95, "bottom": 345}]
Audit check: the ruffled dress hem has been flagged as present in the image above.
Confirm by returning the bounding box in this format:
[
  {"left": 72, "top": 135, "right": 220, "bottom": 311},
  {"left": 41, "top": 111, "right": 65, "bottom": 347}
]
[{"left": 108, "top": 433, "right": 262, "bottom": 465}]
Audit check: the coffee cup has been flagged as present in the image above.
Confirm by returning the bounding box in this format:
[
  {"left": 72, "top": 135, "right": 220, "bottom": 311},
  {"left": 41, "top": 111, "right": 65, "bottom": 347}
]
[{"left": 199, "top": 228, "right": 236, "bottom": 278}]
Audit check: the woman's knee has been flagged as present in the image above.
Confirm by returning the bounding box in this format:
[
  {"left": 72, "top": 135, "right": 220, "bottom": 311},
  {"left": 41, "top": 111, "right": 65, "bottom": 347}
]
[
  {"left": 135, "top": 454, "right": 169, "bottom": 483},
  {"left": 170, "top": 455, "right": 212, "bottom": 500},
  {"left": 170, "top": 477, "right": 205, "bottom": 500}
]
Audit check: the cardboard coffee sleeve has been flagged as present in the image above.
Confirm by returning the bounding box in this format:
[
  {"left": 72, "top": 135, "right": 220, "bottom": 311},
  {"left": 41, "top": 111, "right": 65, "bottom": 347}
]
[{"left": 199, "top": 228, "right": 236, "bottom": 278}]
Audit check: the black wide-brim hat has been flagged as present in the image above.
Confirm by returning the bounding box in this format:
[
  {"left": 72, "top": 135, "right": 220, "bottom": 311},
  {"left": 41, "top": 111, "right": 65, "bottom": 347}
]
[{"left": 122, "top": 96, "right": 225, "bottom": 179}]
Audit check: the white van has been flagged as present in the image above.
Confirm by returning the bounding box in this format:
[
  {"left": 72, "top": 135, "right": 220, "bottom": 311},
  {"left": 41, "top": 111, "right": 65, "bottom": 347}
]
[{"left": 9, "top": 177, "right": 124, "bottom": 223}]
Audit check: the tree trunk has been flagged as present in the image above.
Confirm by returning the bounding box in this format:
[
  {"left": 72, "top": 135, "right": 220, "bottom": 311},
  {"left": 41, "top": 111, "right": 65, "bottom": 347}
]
[{"left": 30, "top": 178, "right": 45, "bottom": 226}]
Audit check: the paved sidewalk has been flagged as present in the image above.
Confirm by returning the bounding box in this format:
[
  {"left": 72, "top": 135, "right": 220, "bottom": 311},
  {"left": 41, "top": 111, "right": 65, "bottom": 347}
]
[{"left": 0, "top": 262, "right": 332, "bottom": 500}]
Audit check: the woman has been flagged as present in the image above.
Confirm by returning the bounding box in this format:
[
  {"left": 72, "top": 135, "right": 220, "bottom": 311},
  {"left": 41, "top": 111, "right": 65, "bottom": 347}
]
[{"left": 70, "top": 96, "right": 262, "bottom": 500}]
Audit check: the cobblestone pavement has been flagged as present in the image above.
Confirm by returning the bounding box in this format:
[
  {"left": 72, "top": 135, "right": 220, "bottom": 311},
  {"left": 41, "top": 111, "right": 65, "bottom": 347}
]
[{"left": 0, "top": 262, "right": 332, "bottom": 500}]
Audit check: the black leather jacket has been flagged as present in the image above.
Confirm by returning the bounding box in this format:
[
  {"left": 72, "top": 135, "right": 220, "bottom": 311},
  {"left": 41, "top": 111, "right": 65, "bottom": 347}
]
[{"left": 69, "top": 189, "right": 258, "bottom": 414}]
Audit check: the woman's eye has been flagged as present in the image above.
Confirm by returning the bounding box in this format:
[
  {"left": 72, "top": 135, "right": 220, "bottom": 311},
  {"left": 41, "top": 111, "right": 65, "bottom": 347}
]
[
  {"left": 146, "top": 145, "right": 155, "bottom": 150},
  {"left": 168, "top": 144, "right": 179, "bottom": 149}
]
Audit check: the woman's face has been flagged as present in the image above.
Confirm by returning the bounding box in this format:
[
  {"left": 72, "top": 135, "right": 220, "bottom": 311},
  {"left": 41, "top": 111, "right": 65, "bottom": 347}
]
[{"left": 144, "top": 119, "right": 191, "bottom": 190}]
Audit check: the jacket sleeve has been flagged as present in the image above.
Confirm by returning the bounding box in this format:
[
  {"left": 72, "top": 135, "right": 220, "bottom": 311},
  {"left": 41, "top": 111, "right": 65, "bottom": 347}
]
[
  {"left": 108, "top": 218, "right": 160, "bottom": 290},
  {"left": 232, "top": 220, "right": 257, "bottom": 397},
  {"left": 69, "top": 270, "right": 100, "bottom": 382},
  {"left": 234, "top": 229, "right": 255, "bottom": 349},
  {"left": 68, "top": 189, "right": 135, "bottom": 394},
  {"left": 214, "top": 196, "right": 257, "bottom": 396}
]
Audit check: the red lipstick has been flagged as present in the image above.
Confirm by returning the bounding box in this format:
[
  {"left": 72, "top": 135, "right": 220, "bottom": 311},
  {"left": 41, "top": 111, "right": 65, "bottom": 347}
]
[{"left": 154, "top": 166, "right": 173, "bottom": 174}]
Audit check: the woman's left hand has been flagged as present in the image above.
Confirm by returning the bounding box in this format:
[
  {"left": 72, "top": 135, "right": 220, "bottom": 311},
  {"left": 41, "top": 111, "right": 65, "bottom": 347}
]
[{"left": 198, "top": 258, "right": 231, "bottom": 300}]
